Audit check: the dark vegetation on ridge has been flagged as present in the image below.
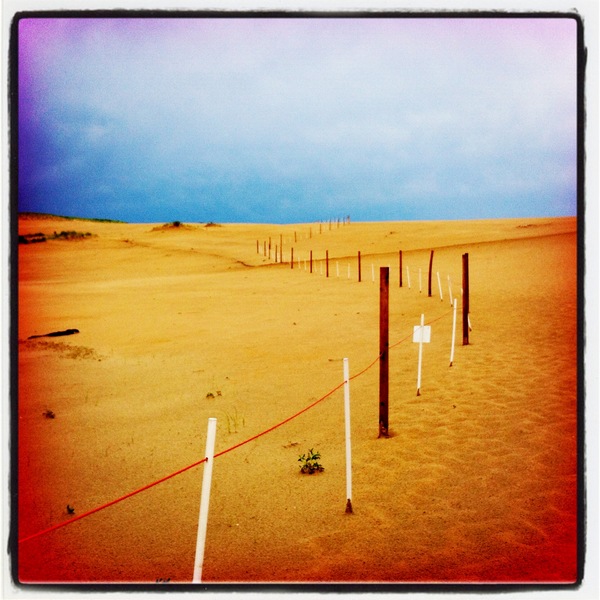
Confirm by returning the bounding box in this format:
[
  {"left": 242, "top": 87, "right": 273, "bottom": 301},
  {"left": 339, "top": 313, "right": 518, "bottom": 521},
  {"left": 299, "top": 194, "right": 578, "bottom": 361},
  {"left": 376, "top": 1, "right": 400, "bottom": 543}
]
[
  {"left": 19, "top": 212, "right": 126, "bottom": 223},
  {"left": 19, "top": 231, "right": 94, "bottom": 244}
]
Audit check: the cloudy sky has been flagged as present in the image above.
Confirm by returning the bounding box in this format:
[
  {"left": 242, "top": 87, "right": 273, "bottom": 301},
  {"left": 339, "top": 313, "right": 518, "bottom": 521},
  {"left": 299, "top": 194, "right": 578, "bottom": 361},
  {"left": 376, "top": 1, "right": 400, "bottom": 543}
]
[{"left": 17, "top": 15, "right": 578, "bottom": 223}]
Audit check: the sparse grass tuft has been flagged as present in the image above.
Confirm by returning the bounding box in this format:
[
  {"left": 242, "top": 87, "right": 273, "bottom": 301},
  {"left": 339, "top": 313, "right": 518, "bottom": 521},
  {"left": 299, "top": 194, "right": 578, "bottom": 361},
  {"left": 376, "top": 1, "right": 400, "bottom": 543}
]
[{"left": 223, "top": 407, "right": 245, "bottom": 434}]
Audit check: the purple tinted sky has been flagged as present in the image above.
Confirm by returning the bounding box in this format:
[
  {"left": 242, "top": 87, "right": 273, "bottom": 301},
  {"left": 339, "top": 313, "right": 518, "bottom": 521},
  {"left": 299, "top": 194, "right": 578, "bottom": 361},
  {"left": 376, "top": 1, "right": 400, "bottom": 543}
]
[{"left": 17, "top": 16, "right": 578, "bottom": 223}]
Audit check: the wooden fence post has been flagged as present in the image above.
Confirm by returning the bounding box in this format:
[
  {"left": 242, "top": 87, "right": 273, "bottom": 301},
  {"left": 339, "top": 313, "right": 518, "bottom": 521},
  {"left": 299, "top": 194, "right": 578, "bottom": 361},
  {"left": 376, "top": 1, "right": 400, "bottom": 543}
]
[
  {"left": 291, "top": 248, "right": 294, "bottom": 269},
  {"left": 428, "top": 250, "right": 434, "bottom": 297},
  {"left": 310, "top": 250, "right": 313, "bottom": 274},
  {"left": 358, "top": 251, "right": 362, "bottom": 283},
  {"left": 462, "top": 253, "right": 470, "bottom": 345},
  {"left": 379, "top": 267, "right": 390, "bottom": 438},
  {"left": 326, "top": 250, "right": 329, "bottom": 278},
  {"left": 399, "top": 250, "right": 403, "bottom": 287}
]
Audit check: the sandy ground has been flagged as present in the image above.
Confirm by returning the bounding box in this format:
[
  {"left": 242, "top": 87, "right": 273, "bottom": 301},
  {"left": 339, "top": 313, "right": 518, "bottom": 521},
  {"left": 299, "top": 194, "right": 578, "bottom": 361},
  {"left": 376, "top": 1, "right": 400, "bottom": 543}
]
[{"left": 15, "top": 215, "right": 579, "bottom": 585}]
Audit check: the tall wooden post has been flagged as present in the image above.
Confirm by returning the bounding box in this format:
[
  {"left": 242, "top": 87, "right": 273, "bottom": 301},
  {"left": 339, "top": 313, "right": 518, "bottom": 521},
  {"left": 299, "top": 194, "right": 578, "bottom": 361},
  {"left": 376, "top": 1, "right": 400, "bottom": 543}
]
[
  {"left": 310, "top": 250, "right": 313, "bottom": 274},
  {"left": 291, "top": 248, "right": 294, "bottom": 269},
  {"left": 256, "top": 240, "right": 259, "bottom": 254},
  {"left": 263, "top": 241, "right": 266, "bottom": 257},
  {"left": 326, "top": 250, "right": 329, "bottom": 278},
  {"left": 462, "top": 253, "right": 470, "bottom": 345},
  {"left": 399, "top": 250, "right": 403, "bottom": 287},
  {"left": 379, "top": 267, "right": 390, "bottom": 438},
  {"left": 428, "top": 250, "right": 434, "bottom": 297},
  {"left": 358, "top": 251, "right": 362, "bottom": 283}
]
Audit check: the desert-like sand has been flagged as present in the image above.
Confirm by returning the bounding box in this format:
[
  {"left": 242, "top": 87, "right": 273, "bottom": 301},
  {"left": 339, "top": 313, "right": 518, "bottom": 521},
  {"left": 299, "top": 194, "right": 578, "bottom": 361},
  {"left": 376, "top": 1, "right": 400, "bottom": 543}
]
[{"left": 16, "top": 215, "right": 578, "bottom": 584}]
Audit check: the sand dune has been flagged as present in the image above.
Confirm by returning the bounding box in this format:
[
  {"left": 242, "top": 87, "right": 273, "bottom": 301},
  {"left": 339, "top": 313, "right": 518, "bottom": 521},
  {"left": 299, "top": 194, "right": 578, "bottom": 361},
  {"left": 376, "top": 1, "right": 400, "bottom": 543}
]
[{"left": 16, "top": 216, "right": 578, "bottom": 584}]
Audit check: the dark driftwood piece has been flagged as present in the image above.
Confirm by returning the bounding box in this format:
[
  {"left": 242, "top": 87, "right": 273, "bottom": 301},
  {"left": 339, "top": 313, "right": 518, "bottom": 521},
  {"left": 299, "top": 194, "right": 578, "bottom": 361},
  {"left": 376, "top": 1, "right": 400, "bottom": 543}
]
[{"left": 28, "top": 329, "right": 80, "bottom": 339}]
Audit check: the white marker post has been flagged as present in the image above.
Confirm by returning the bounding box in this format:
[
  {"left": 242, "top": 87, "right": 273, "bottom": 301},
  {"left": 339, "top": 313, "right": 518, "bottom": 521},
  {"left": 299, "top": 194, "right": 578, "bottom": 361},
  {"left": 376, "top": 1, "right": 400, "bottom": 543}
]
[
  {"left": 448, "top": 275, "right": 453, "bottom": 306},
  {"left": 193, "top": 417, "right": 217, "bottom": 583},
  {"left": 413, "top": 314, "right": 431, "bottom": 396},
  {"left": 406, "top": 266, "right": 411, "bottom": 289},
  {"left": 437, "top": 271, "right": 443, "bottom": 301},
  {"left": 343, "top": 358, "right": 353, "bottom": 514},
  {"left": 450, "top": 298, "right": 457, "bottom": 367}
]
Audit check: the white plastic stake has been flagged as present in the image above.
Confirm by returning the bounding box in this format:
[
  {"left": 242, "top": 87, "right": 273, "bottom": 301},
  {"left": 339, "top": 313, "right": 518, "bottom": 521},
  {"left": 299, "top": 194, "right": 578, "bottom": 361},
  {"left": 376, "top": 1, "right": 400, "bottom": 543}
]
[
  {"left": 406, "top": 265, "right": 411, "bottom": 288},
  {"left": 450, "top": 298, "right": 457, "bottom": 367},
  {"left": 448, "top": 275, "right": 453, "bottom": 306},
  {"left": 193, "top": 417, "right": 217, "bottom": 583},
  {"left": 343, "top": 358, "right": 353, "bottom": 513},
  {"left": 437, "top": 271, "right": 443, "bottom": 301},
  {"left": 416, "top": 314, "right": 425, "bottom": 396}
]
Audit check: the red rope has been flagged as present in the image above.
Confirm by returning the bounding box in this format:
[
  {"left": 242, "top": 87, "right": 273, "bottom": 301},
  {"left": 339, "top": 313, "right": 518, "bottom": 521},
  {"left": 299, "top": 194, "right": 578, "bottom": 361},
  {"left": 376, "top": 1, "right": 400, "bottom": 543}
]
[
  {"left": 18, "top": 457, "right": 208, "bottom": 544},
  {"left": 18, "top": 386, "right": 344, "bottom": 545},
  {"left": 18, "top": 307, "right": 455, "bottom": 545}
]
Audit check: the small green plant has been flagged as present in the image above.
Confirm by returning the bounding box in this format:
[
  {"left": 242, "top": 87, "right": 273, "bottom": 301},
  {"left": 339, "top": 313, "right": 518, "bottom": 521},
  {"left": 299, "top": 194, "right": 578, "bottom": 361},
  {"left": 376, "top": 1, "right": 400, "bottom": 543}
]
[{"left": 298, "top": 448, "right": 324, "bottom": 474}]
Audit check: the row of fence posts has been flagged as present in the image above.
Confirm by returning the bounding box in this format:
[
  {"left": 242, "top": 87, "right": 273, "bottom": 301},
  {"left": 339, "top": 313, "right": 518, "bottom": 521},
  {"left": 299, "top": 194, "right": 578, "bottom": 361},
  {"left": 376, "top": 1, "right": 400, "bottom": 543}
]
[
  {"left": 256, "top": 238, "right": 471, "bottom": 348},
  {"left": 256, "top": 218, "right": 352, "bottom": 261},
  {"left": 378, "top": 256, "right": 470, "bottom": 436},
  {"left": 194, "top": 254, "right": 470, "bottom": 582},
  {"left": 257, "top": 242, "right": 447, "bottom": 292}
]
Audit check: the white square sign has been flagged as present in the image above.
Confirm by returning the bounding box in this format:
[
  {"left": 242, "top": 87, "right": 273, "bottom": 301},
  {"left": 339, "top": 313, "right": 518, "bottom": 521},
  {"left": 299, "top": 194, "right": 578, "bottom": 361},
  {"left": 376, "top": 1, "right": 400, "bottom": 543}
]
[{"left": 412, "top": 325, "right": 431, "bottom": 343}]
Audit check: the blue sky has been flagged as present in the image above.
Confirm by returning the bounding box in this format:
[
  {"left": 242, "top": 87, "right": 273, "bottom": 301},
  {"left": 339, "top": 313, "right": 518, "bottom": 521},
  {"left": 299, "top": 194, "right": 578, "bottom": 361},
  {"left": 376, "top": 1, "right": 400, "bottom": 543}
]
[{"left": 17, "top": 16, "right": 578, "bottom": 223}]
